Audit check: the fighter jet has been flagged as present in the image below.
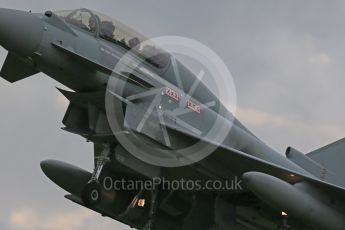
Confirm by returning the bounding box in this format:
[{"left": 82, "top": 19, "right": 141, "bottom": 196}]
[{"left": 1, "top": 7, "right": 345, "bottom": 230}]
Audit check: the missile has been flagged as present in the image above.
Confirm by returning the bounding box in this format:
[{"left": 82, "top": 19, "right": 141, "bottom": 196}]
[{"left": 243, "top": 172, "right": 345, "bottom": 230}]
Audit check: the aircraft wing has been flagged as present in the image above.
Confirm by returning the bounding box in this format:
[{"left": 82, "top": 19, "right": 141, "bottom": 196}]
[
  {"left": 118, "top": 89, "right": 345, "bottom": 202},
  {"left": 58, "top": 80, "right": 345, "bottom": 203}
]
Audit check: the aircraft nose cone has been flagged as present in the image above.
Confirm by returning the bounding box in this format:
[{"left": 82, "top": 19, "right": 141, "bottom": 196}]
[
  {"left": 0, "top": 8, "right": 43, "bottom": 55},
  {"left": 41, "top": 160, "right": 91, "bottom": 196}
]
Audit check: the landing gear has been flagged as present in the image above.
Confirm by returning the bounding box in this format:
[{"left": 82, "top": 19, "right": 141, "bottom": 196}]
[
  {"left": 143, "top": 189, "right": 159, "bottom": 230},
  {"left": 81, "top": 143, "right": 112, "bottom": 206}
]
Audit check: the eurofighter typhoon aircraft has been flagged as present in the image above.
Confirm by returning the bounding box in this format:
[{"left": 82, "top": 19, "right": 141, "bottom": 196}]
[{"left": 1, "top": 8, "right": 345, "bottom": 230}]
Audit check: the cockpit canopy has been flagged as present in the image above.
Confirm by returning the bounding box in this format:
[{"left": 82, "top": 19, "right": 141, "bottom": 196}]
[{"left": 55, "top": 8, "right": 169, "bottom": 69}]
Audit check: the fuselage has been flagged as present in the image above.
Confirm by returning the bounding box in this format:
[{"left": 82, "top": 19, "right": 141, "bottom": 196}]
[{"left": 0, "top": 8, "right": 310, "bottom": 176}]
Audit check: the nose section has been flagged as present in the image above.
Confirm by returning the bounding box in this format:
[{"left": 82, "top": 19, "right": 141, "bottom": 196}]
[{"left": 0, "top": 8, "right": 43, "bottom": 55}]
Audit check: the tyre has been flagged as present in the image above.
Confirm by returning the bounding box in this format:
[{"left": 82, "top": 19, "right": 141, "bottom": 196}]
[{"left": 81, "top": 181, "right": 102, "bottom": 206}]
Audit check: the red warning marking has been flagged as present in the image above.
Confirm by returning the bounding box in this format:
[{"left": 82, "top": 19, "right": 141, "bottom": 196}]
[
  {"left": 165, "top": 87, "right": 180, "bottom": 101},
  {"left": 187, "top": 100, "right": 201, "bottom": 114}
]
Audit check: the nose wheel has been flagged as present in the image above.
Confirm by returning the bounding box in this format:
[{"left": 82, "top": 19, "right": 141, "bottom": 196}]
[
  {"left": 81, "top": 143, "right": 112, "bottom": 207},
  {"left": 82, "top": 181, "right": 102, "bottom": 206}
]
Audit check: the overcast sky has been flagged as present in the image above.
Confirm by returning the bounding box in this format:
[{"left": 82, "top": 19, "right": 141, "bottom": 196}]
[{"left": 1, "top": 1, "right": 345, "bottom": 229}]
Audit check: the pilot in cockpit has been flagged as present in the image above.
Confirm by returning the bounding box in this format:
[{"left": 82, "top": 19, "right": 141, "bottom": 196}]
[
  {"left": 100, "top": 21, "right": 115, "bottom": 40},
  {"left": 88, "top": 16, "right": 98, "bottom": 32},
  {"left": 129, "top": 37, "right": 140, "bottom": 51}
]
